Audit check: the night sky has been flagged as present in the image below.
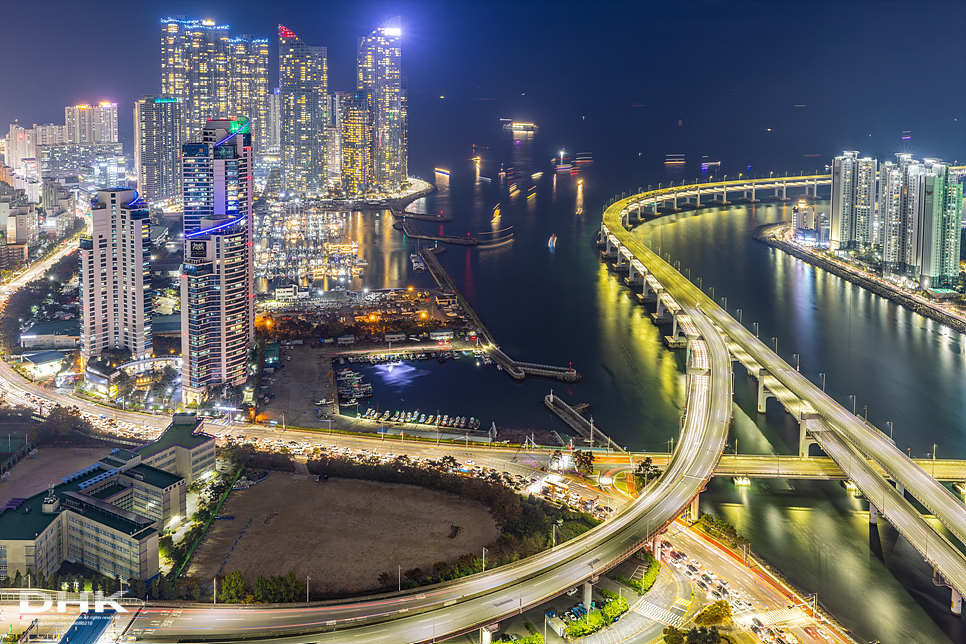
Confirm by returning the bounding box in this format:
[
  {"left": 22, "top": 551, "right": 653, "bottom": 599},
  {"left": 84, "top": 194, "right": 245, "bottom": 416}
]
[{"left": 1, "top": 0, "right": 964, "bottom": 177}]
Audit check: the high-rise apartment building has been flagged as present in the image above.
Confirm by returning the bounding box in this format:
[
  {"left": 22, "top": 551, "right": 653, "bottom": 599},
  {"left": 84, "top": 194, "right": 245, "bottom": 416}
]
[
  {"left": 340, "top": 90, "right": 371, "bottom": 196},
  {"left": 879, "top": 153, "right": 915, "bottom": 274},
  {"left": 65, "top": 103, "right": 118, "bottom": 144},
  {"left": 181, "top": 118, "right": 253, "bottom": 233},
  {"left": 161, "top": 17, "right": 231, "bottom": 137},
  {"left": 179, "top": 118, "right": 254, "bottom": 404},
  {"left": 357, "top": 17, "right": 403, "bottom": 192},
  {"left": 79, "top": 188, "right": 153, "bottom": 361},
  {"left": 134, "top": 95, "right": 186, "bottom": 202},
  {"left": 228, "top": 35, "right": 270, "bottom": 152},
  {"left": 278, "top": 25, "right": 327, "bottom": 196},
  {"left": 325, "top": 92, "right": 345, "bottom": 189},
  {"left": 4, "top": 123, "right": 35, "bottom": 170},
  {"left": 830, "top": 151, "right": 876, "bottom": 250},
  {"left": 267, "top": 88, "right": 282, "bottom": 152},
  {"left": 33, "top": 123, "right": 67, "bottom": 147},
  {"left": 911, "top": 160, "right": 962, "bottom": 290}
]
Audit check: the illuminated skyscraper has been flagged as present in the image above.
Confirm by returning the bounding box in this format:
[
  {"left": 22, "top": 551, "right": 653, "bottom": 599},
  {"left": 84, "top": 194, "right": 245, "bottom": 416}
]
[
  {"left": 134, "top": 96, "right": 186, "bottom": 202},
  {"left": 65, "top": 103, "right": 118, "bottom": 144},
  {"left": 179, "top": 118, "right": 254, "bottom": 404},
  {"left": 357, "top": 17, "right": 403, "bottom": 192},
  {"left": 278, "top": 25, "right": 327, "bottom": 196},
  {"left": 340, "top": 90, "right": 371, "bottom": 196},
  {"left": 181, "top": 118, "right": 253, "bottom": 234},
  {"left": 228, "top": 35, "right": 270, "bottom": 152},
  {"left": 830, "top": 151, "right": 876, "bottom": 250},
  {"left": 79, "top": 188, "right": 153, "bottom": 361},
  {"left": 161, "top": 17, "right": 231, "bottom": 137}
]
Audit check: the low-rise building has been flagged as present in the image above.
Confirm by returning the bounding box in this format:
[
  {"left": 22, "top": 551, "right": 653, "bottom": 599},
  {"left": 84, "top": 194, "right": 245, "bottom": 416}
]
[
  {"left": 429, "top": 329, "right": 454, "bottom": 341},
  {"left": 135, "top": 413, "right": 216, "bottom": 485},
  {"left": 0, "top": 447, "right": 188, "bottom": 583},
  {"left": 19, "top": 351, "right": 66, "bottom": 379},
  {"left": 20, "top": 320, "right": 80, "bottom": 350},
  {"left": 337, "top": 334, "right": 356, "bottom": 345},
  {"left": 384, "top": 332, "right": 406, "bottom": 342}
]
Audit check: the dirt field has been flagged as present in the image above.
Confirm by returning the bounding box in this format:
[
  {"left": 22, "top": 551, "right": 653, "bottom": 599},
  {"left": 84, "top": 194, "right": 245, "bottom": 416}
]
[
  {"left": 186, "top": 473, "right": 500, "bottom": 596},
  {"left": 0, "top": 446, "right": 111, "bottom": 504},
  {"left": 260, "top": 347, "right": 333, "bottom": 428}
]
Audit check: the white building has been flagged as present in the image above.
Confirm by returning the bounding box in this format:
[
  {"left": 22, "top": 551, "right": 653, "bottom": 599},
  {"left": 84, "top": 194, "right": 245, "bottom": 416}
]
[
  {"left": 65, "top": 103, "right": 118, "bottom": 144},
  {"left": 830, "top": 151, "right": 877, "bottom": 250},
  {"left": 134, "top": 96, "right": 186, "bottom": 202},
  {"left": 79, "top": 188, "right": 153, "bottom": 361}
]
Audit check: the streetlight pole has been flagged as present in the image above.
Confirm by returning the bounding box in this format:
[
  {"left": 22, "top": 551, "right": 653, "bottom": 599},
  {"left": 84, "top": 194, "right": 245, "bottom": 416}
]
[
  {"left": 888, "top": 421, "right": 893, "bottom": 439},
  {"left": 753, "top": 322, "right": 758, "bottom": 337},
  {"left": 819, "top": 372, "right": 826, "bottom": 392},
  {"left": 398, "top": 565, "right": 402, "bottom": 592},
  {"left": 850, "top": 395, "right": 856, "bottom": 416},
  {"left": 793, "top": 354, "right": 799, "bottom": 371},
  {"left": 737, "top": 308, "right": 742, "bottom": 324},
  {"left": 306, "top": 576, "right": 310, "bottom": 603},
  {"left": 772, "top": 337, "right": 778, "bottom": 354}
]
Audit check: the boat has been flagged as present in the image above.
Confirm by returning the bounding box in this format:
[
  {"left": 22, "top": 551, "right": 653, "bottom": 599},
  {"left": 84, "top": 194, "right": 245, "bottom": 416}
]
[
  {"left": 442, "top": 415, "right": 449, "bottom": 426},
  {"left": 460, "top": 417, "right": 467, "bottom": 428},
  {"left": 427, "top": 415, "right": 435, "bottom": 425},
  {"left": 548, "top": 234, "right": 557, "bottom": 250},
  {"left": 382, "top": 410, "right": 391, "bottom": 420},
  {"left": 503, "top": 121, "right": 538, "bottom": 132},
  {"left": 664, "top": 153, "right": 685, "bottom": 166},
  {"left": 419, "top": 414, "right": 426, "bottom": 423},
  {"left": 391, "top": 411, "right": 400, "bottom": 422}
]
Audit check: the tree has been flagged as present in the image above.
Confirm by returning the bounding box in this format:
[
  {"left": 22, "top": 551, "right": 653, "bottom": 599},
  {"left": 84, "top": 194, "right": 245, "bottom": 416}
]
[
  {"left": 377, "top": 572, "right": 392, "bottom": 590},
  {"left": 438, "top": 455, "right": 458, "bottom": 470},
  {"left": 663, "top": 626, "right": 685, "bottom": 644},
  {"left": 693, "top": 600, "right": 731, "bottom": 626},
  {"left": 574, "top": 449, "right": 595, "bottom": 473},
  {"left": 219, "top": 571, "right": 246, "bottom": 604},
  {"left": 636, "top": 457, "right": 662, "bottom": 489},
  {"left": 685, "top": 626, "right": 721, "bottom": 643},
  {"left": 253, "top": 575, "right": 270, "bottom": 603},
  {"left": 549, "top": 449, "right": 563, "bottom": 469},
  {"left": 13, "top": 571, "right": 22, "bottom": 588}
]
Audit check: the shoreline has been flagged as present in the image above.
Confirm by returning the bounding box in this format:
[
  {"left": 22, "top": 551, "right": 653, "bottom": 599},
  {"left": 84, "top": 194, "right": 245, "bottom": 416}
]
[{"left": 753, "top": 223, "right": 966, "bottom": 335}]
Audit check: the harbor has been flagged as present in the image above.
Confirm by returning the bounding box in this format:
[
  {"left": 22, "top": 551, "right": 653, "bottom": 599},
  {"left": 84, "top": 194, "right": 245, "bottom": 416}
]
[
  {"left": 392, "top": 219, "right": 481, "bottom": 245},
  {"left": 544, "top": 391, "right": 625, "bottom": 452}
]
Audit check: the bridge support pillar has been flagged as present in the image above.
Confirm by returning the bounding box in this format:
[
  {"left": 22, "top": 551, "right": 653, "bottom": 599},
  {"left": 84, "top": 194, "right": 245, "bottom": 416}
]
[
  {"left": 672, "top": 311, "right": 680, "bottom": 337},
  {"left": 688, "top": 493, "right": 701, "bottom": 524},
  {"left": 650, "top": 533, "right": 662, "bottom": 558},
  {"left": 952, "top": 589, "right": 963, "bottom": 616},
  {"left": 695, "top": 187, "right": 700, "bottom": 206},
  {"left": 583, "top": 581, "right": 594, "bottom": 611},
  {"left": 894, "top": 480, "right": 905, "bottom": 497},
  {"left": 798, "top": 413, "right": 821, "bottom": 457},
  {"left": 757, "top": 369, "right": 773, "bottom": 413},
  {"left": 656, "top": 294, "right": 666, "bottom": 317},
  {"left": 673, "top": 195, "right": 678, "bottom": 209},
  {"left": 782, "top": 184, "right": 787, "bottom": 200},
  {"left": 869, "top": 503, "right": 878, "bottom": 525},
  {"left": 480, "top": 626, "right": 493, "bottom": 644},
  {"left": 652, "top": 201, "right": 658, "bottom": 214},
  {"left": 751, "top": 185, "right": 756, "bottom": 201}
]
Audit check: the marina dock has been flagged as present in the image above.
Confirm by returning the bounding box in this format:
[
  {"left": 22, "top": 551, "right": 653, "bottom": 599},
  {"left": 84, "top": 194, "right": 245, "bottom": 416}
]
[
  {"left": 393, "top": 207, "right": 453, "bottom": 223},
  {"left": 544, "top": 392, "right": 625, "bottom": 452}
]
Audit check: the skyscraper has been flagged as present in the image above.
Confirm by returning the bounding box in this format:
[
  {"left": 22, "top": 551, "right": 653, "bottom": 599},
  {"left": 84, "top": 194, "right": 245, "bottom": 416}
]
[
  {"left": 228, "top": 35, "right": 270, "bottom": 152},
  {"left": 179, "top": 118, "right": 254, "bottom": 404},
  {"left": 340, "top": 90, "right": 371, "bottom": 196},
  {"left": 278, "top": 25, "right": 327, "bottom": 196},
  {"left": 830, "top": 151, "right": 876, "bottom": 250},
  {"left": 357, "top": 17, "right": 403, "bottom": 192},
  {"left": 79, "top": 188, "right": 153, "bottom": 361},
  {"left": 65, "top": 103, "right": 118, "bottom": 144},
  {"left": 181, "top": 215, "right": 254, "bottom": 404},
  {"left": 160, "top": 17, "right": 231, "bottom": 137},
  {"left": 134, "top": 95, "right": 186, "bottom": 202},
  {"left": 267, "top": 88, "right": 281, "bottom": 152},
  {"left": 325, "top": 92, "right": 345, "bottom": 189},
  {"left": 912, "top": 160, "right": 962, "bottom": 290},
  {"left": 181, "top": 118, "right": 253, "bottom": 234}
]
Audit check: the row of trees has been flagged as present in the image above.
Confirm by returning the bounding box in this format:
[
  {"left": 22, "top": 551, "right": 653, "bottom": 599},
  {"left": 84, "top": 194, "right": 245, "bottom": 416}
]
[
  {"left": 697, "top": 513, "right": 750, "bottom": 550},
  {"left": 218, "top": 570, "right": 304, "bottom": 604},
  {"left": 549, "top": 449, "right": 595, "bottom": 473},
  {"left": 662, "top": 626, "right": 724, "bottom": 643}
]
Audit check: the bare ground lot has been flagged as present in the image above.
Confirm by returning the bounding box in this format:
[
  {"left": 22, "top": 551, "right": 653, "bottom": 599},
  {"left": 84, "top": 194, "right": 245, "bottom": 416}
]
[
  {"left": 186, "top": 473, "right": 500, "bottom": 596},
  {"left": 0, "top": 447, "right": 111, "bottom": 504}
]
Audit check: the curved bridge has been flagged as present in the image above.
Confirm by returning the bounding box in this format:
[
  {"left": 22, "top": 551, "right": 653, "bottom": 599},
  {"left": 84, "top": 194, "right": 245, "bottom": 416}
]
[{"left": 604, "top": 184, "right": 966, "bottom": 611}]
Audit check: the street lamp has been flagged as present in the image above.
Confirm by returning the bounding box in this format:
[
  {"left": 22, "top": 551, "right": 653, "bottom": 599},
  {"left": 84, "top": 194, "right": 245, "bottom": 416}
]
[
  {"left": 887, "top": 421, "right": 893, "bottom": 439},
  {"left": 753, "top": 322, "right": 758, "bottom": 337},
  {"left": 819, "top": 372, "right": 826, "bottom": 392},
  {"left": 850, "top": 394, "right": 856, "bottom": 416},
  {"left": 736, "top": 308, "right": 742, "bottom": 324},
  {"left": 722, "top": 296, "right": 727, "bottom": 310},
  {"left": 306, "top": 576, "right": 310, "bottom": 603},
  {"left": 772, "top": 337, "right": 778, "bottom": 353},
  {"left": 793, "top": 353, "right": 799, "bottom": 371}
]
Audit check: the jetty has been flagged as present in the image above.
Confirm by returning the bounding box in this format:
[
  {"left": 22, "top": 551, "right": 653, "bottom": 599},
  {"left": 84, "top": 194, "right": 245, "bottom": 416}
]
[
  {"left": 420, "top": 248, "right": 582, "bottom": 383},
  {"left": 394, "top": 207, "right": 453, "bottom": 223},
  {"left": 394, "top": 220, "right": 480, "bottom": 245},
  {"left": 544, "top": 392, "right": 625, "bottom": 452}
]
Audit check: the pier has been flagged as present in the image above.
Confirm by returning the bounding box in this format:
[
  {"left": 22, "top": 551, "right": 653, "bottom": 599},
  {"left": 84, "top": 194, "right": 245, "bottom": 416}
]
[
  {"left": 544, "top": 392, "right": 625, "bottom": 452},
  {"left": 420, "top": 248, "right": 582, "bottom": 383},
  {"left": 394, "top": 220, "right": 480, "bottom": 245},
  {"left": 393, "top": 206, "right": 453, "bottom": 223}
]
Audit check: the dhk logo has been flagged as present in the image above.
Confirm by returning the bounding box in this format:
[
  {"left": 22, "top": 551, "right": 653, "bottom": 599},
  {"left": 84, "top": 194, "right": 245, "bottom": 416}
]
[{"left": 20, "top": 591, "right": 128, "bottom": 614}]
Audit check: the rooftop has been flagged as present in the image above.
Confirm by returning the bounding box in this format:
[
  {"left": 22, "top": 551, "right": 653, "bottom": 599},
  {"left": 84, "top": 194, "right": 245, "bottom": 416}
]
[
  {"left": 152, "top": 314, "right": 181, "bottom": 334},
  {"left": 136, "top": 414, "right": 212, "bottom": 458},
  {"left": 126, "top": 464, "right": 182, "bottom": 490},
  {"left": 21, "top": 351, "right": 66, "bottom": 365},
  {"left": 20, "top": 320, "right": 80, "bottom": 338}
]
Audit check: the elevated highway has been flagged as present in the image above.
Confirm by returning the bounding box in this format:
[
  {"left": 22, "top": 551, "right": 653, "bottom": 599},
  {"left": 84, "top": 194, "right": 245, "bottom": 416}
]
[{"left": 602, "top": 189, "right": 966, "bottom": 610}]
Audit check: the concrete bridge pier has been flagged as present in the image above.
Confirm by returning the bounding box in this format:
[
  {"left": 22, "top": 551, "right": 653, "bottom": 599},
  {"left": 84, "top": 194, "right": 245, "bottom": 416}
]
[
  {"left": 583, "top": 581, "right": 594, "bottom": 611},
  {"left": 757, "top": 368, "right": 774, "bottom": 412},
  {"left": 695, "top": 187, "right": 700, "bottom": 206},
  {"left": 751, "top": 185, "right": 756, "bottom": 201},
  {"left": 480, "top": 626, "right": 493, "bottom": 644},
  {"left": 656, "top": 295, "right": 666, "bottom": 317},
  {"left": 953, "top": 589, "right": 963, "bottom": 616},
  {"left": 651, "top": 201, "right": 658, "bottom": 214},
  {"left": 672, "top": 310, "right": 682, "bottom": 337},
  {"left": 722, "top": 186, "right": 728, "bottom": 203},
  {"left": 894, "top": 479, "right": 905, "bottom": 497},
  {"left": 869, "top": 503, "right": 878, "bottom": 525},
  {"left": 688, "top": 494, "right": 701, "bottom": 524},
  {"left": 672, "top": 194, "right": 678, "bottom": 209},
  {"left": 650, "top": 532, "right": 662, "bottom": 558},
  {"left": 798, "top": 412, "right": 821, "bottom": 457}
]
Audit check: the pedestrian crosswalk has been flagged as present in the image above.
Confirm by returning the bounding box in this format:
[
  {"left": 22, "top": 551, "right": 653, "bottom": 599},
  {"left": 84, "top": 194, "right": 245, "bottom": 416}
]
[
  {"left": 630, "top": 598, "right": 686, "bottom": 628},
  {"left": 673, "top": 596, "right": 691, "bottom": 609}
]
